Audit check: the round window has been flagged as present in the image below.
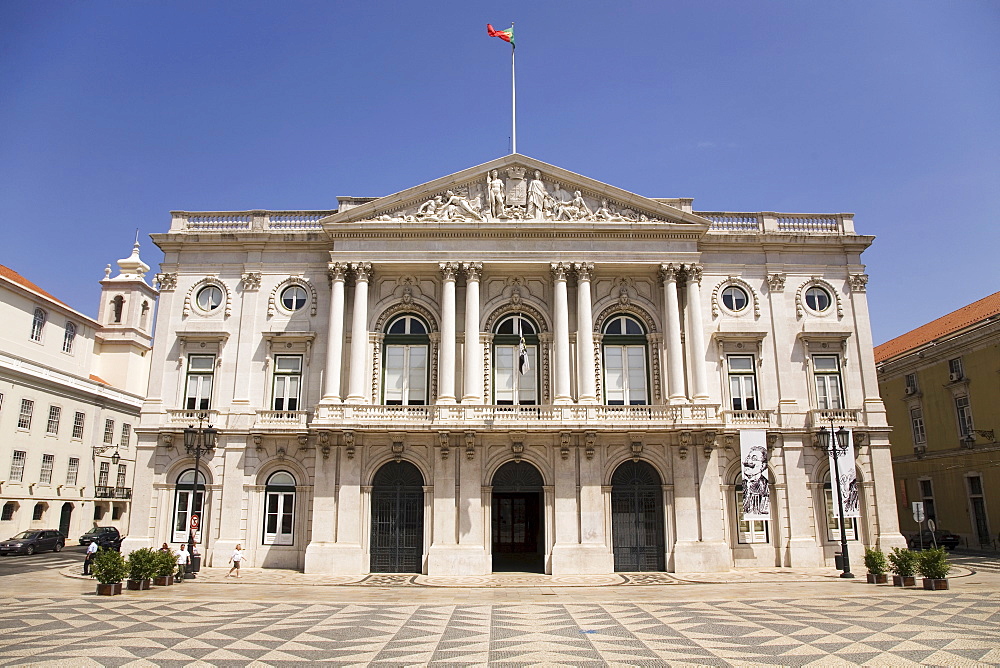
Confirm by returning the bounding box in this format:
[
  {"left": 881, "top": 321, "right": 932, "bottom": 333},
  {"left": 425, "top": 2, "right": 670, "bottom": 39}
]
[
  {"left": 196, "top": 285, "right": 223, "bottom": 312},
  {"left": 805, "top": 286, "right": 832, "bottom": 312},
  {"left": 281, "top": 286, "right": 308, "bottom": 312},
  {"left": 721, "top": 286, "right": 749, "bottom": 312}
]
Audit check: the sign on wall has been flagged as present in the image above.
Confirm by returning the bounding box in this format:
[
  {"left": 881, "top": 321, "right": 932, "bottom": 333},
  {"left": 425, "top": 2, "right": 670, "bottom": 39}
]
[
  {"left": 829, "top": 429, "right": 860, "bottom": 519},
  {"left": 739, "top": 429, "right": 770, "bottom": 520}
]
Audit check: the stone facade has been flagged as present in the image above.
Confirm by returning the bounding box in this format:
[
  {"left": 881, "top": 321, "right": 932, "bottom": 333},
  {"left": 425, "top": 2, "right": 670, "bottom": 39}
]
[{"left": 123, "top": 155, "right": 905, "bottom": 574}]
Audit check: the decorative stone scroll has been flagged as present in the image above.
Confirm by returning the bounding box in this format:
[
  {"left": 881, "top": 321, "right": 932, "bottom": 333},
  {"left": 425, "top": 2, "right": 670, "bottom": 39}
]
[{"left": 155, "top": 273, "right": 178, "bottom": 291}]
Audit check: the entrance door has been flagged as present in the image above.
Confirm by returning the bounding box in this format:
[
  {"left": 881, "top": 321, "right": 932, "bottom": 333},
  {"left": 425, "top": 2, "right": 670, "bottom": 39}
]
[
  {"left": 611, "top": 460, "right": 665, "bottom": 571},
  {"left": 59, "top": 503, "right": 73, "bottom": 537},
  {"left": 370, "top": 461, "right": 424, "bottom": 573},
  {"left": 491, "top": 461, "right": 544, "bottom": 572}
]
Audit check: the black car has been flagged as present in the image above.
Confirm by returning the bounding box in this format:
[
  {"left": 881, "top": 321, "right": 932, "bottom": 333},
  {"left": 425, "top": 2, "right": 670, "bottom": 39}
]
[
  {"left": 0, "top": 529, "right": 65, "bottom": 555},
  {"left": 79, "top": 526, "right": 121, "bottom": 547},
  {"left": 907, "top": 529, "right": 961, "bottom": 551}
]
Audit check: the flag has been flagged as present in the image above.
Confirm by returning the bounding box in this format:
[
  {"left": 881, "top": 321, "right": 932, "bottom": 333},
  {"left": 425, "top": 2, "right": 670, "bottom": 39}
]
[
  {"left": 518, "top": 316, "right": 529, "bottom": 375},
  {"left": 487, "top": 23, "right": 515, "bottom": 48}
]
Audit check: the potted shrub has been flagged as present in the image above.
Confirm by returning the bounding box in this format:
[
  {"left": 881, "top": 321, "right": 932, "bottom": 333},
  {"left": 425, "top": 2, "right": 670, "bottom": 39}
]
[
  {"left": 152, "top": 549, "right": 176, "bottom": 586},
  {"left": 126, "top": 547, "right": 157, "bottom": 590},
  {"left": 888, "top": 547, "right": 917, "bottom": 587},
  {"left": 863, "top": 546, "right": 889, "bottom": 584},
  {"left": 91, "top": 548, "right": 129, "bottom": 596},
  {"left": 917, "top": 547, "right": 951, "bottom": 590}
]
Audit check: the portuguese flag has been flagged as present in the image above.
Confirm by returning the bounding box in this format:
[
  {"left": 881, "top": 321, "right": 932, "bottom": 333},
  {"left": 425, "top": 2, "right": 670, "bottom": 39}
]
[{"left": 487, "top": 23, "right": 515, "bottom": 47}]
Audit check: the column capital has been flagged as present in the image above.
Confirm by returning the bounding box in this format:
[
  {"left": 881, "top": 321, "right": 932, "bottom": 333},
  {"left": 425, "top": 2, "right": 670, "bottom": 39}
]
[
  {"left": 659, "top": 263, "right": 681, "bottom": 283},
  {"left": 550, "top": 262, "right": 571, "bottom": 281},
  {"left": 684, "top": 263, "right": 704, "bottom": 285},
  {"left": 351, "top": 262, "right": 372, "bottom": 282},
  {"left": 573, "top": 262, "right": 594, "bottom": 281},
  {"left": 439, "top": 262, "right": 460, "bottom": 281},
  {"left": 462, "top": 262, "right": 483, "bottom": 281},
  {"left": 327, "top": 262, "right": 348, "bottom": 283}
]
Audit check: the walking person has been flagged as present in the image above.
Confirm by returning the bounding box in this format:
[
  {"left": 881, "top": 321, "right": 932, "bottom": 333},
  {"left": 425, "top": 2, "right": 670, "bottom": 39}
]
[
  {"left": 227, "top": 544, "right": 244, "bottom": 578},
  {"left": 82, "top": 540, "right": 99, "bottom": 575},
  {"left": 174, "top": 543, "right": 190, "bottom": 581}
]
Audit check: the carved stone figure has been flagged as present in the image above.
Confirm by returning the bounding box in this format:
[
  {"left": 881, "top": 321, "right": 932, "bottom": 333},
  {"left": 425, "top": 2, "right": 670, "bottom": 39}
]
[
  {"left": 487, "top": 170, "right": 505, "bottom": 218},
  {"left": 416, "top": 196, "right": 443, "bottom": 219},
  {"left": 436, "top": 191, "right": 484, "bottom": 222},
  {"left": 554, "top": 191, "right": 593, "bottom": 220},
  {"left": 527, "top": 171, "right": 549, "bottom": 219}
]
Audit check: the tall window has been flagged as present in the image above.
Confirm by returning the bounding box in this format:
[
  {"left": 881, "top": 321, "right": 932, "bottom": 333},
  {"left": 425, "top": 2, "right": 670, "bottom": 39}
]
[
  {"left": 813, "top": 355, "right": 844, "bottom": 409},
  {"left": 910, "top": 407, "right": 926, "bottom": 445},
  {"left": 46, "top": 406, "right": 61, "bottom": 435},
  {"left": 30, "top": 308, "right": 46, "bottom": 341},
  {"left": 904, "top": 373, "right": 918, "bottom": 394},
  {"left": 382, "top": 315, "right": 430, "bottom": 405},
  {"left": 1, "top": 502, "right": 14, "bottom": 521},
  {"left": 39, "top": 454, "right": 54, "bottom": 484},
  {"left": 120, "top": 423, "right": 131, "bottom": 448},
  {"left": 735, "top": 475, "right": 769, "bottom": 544},
  {"left": 103, "top": 419, "right": 115, "bottom": 444},
  {"left": 117, "top": 464, "right": 127, "bottom": 489},
  {"left": 601, "top": 314, "right": 649, "bottom": 405},
  {"left": 98, "top": 462, "right": 110, "bottom": 487},
  {"left": 62, "top": 322, "right": 76, "bottom": 353},
  {"left": 728, "top": 355, "right": 758, "bottom": 410},
  {"left": 172, "top": 469, "right": 206, "bottom": 543},
  {"left": 18, "top": 399, "right": 33, "bottom": 430},
  {"left": 272, "top": 355, "right": 303, "bottom": 410},
  {"left": 825, "top": 473, "right": 858, "bottom": 541},
  {"left": 493, "top": 314, "right": 539, "bottom": 405},
  {"left": 955, "top": 395, "right": 974, "bottom": 437},
  {"left": 66, "top": 457, "right": 80, "bottom": 486},
  {"left": 948, "top": 357, "right": 964, "bottom": 380},
  {"left": 72, "top": 412, "right": 85, "bottom": 439},
  {"left": 32, "top": 504, "right": 45, "bottom": 521},
  {"left": 185, "top": 355, "right": 216, "bottom": 410},
  {"left": 112, "top": 295, "right": 125, "bottom": 322},
  {"left": 263, "top": 471, "right": 296, "bottom": 545},
  {"left": 9, "top": 451, "right": 26, "bottom": 482},
  {"left": 919, "top": 479, "right": 936, "bottom": 521},
  {"left": 967, "top": 475, "right": 989, "bottom": 545}
]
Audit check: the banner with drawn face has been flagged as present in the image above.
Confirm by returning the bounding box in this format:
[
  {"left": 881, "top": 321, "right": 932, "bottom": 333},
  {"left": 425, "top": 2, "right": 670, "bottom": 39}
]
[
  {"left": 828, "top": 428, "right": 860, "bottom": 519},
  {"left": 739, "top": 429, "right": 770, "bottom": 520}
]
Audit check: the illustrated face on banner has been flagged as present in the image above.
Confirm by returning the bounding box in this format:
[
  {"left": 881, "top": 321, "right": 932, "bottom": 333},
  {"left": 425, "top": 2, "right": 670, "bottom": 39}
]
[
  {"left": 829, "top": 429, "right": 860, "bottom": 519},
  {"left": 742, "top": 447, "right": 766, "bottom": 480},
  {"left": 739, "top": 430, "right": 770, "bottom": 521}
]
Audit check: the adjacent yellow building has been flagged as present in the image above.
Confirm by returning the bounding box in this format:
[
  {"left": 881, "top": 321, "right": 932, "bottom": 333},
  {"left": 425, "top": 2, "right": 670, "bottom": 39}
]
[{"left": 875, "top": 292, "right": 1000, "bottom": 548}]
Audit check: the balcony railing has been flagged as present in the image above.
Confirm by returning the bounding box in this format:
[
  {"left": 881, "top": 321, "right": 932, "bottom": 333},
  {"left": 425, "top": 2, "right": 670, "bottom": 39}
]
[
  {"left": 808, "top": 408, "right": 862, "bottom": 428},
  {"left": 254, "top": 410, "right": 310, "bottom": 429},
  {"left": 95, "top": 486, "right": 132, "bottom": 499},
  {"left": 720, "top": 410, "right": 775, "bottom": 426},
  {"left": 166, "top": 409, "right": 222, "bottom": 426}
]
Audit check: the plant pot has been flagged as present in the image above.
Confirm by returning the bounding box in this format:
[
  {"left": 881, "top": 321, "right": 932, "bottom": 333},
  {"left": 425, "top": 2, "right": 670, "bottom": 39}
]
[
  {"left": 866, "top": 573, "right": 888, "bottom": 584},
  {"left": 126, "top": 579, "right": 151, "bottom": 591},
  {"left": 923, "top": 578, "right": 949, "bottom": 590},
  {"left": 96, "top": 583, "right": 122, "bottom": 596},
  {"left": 892, "top": 575, "right": 916, "bottom": 587},
  {"left": 153, "top": 575, "right": 173, "bottom": 586}
]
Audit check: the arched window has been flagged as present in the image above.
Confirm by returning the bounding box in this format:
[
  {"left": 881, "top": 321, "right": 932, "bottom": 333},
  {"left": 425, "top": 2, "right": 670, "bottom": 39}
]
[
  {"left": 30, "top": 308, "right": 46, "bottom": 342},
  {"left": 602, "top": 315, "right": 649, "bottom": 405},
  {"left": 264, "top": 471, "right": 296, "bottom": 545},
  {"left": 172, "top": 469, "right": 207, "bottom": 543},
  {"left": 382, "top": 314, "right": 429, "bottom": 405},
  {"left": 493, "top": 314, "right": 539, "bottom": 405},
  {"left": 823, "top": 470, "right": 859, "bottom": 541},
  {"left": 62, "top": 322, "right": 76, "bottom": 354},
  {"left": 112, "top": 295, "right": 125, "bottom": 322},
  {"left": 734, "top": 474, "right": 770, "bottom": 544}
]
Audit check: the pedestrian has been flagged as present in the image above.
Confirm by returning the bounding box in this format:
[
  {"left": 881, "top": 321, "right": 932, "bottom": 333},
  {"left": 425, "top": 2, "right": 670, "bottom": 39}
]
[
  {"left": 82, "top": 540, "right": 99, "bottom": 575},
  {"left": 174, "top": 543, "right": 190, "bottom": 581},
  {"left": 159, "top": 542, "right": 171, "bottom": 553},
  {"left": 227, "top": 544, "right": 244, "bottom": 578}
]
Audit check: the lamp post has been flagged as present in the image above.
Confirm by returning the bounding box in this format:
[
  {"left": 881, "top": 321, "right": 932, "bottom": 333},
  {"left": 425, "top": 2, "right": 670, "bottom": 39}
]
[
  {"left": 183, "top": 414, "right": 217, "bottom": 568},
  {"left": 818, "top": 423, "right": 854, "bottom": 579}
]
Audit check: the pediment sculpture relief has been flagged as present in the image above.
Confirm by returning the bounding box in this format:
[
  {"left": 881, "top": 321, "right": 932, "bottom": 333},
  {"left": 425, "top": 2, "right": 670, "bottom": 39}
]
[{"left": 373, "top": 168, "right": 660, "bottom": 223}]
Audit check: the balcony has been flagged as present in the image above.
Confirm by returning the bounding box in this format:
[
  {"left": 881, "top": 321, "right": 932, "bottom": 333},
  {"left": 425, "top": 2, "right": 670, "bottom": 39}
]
[
  {"left": 720, "top": 410, "right": 775, "bottom": 427},
  {"left": 808, "top": 408, "right": 862, "bottom": 428},
  {"left": 95, "top": 486, "right": 132, "bottom": 500},
  {"left": 166, "top": 409, "right": 222, "bottom": 427},
  {"left": 254, "top": 410, "right": 310, "bottom": 430}
]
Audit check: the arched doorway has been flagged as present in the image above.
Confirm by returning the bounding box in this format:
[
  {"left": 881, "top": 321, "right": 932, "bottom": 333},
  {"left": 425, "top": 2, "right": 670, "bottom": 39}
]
[
  {"left": 370, "top": 461, "right": 424, "bottom": 573},
  {"left": 611, "top": 460, "right": 665, "bottom": 571},
  {"left": 59, "top": 502, "right": 73, "bottom": 537},
  {"left": 491, "top": 461, "right": 544, "bottom": 572}
]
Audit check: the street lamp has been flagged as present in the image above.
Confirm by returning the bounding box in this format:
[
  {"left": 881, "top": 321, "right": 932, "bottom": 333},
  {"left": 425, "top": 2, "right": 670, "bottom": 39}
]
[
  {"left": 818, "top": 423, "right": 854, "bottom": 579},
  {"left": 111, "top": 450, "right": 120, "bottom": 466},
  {"left": 183, "top": 414, "right": 217, "bottom": 567}
]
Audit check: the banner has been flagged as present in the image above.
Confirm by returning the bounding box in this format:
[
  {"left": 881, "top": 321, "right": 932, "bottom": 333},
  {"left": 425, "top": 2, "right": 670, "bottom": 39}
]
[
  {"left": 828, "top": 428, "right": 860, "bottom": 519},
  {"left": 739, "top": 429, "right": 770, "bottom": 520}
]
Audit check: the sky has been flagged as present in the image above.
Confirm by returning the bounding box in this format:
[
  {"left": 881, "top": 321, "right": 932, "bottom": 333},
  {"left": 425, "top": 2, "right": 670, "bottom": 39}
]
[{"left": 2, "top": 0, "right": 998, "bottom": 346}]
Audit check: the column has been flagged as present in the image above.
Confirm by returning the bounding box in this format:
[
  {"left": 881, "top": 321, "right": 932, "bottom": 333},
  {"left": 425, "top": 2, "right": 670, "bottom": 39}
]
[
  {"left": 209, "top": 442, "right": 245, "bottom": 565},
  {"left": 322, "top": 262, "right": 347, "bottom": 403},
  {"left": 551, "top": 262, "right": 572, "bottom": 404},
  {"left": 574, "top": 263, "right": 597, "bottom": 404},
  {"left": 781, "top": 436, "right": 824, "bottom": 567},
  {"left": 660, "top": 264, "right": 686, "bottom": 401},
  {"left": 437, "top": 263, "right": 458, "bottom": 404},
  {"left": 461, "top": 263, "right": 482, "bottom": 404},
  {"left": 345, "top": 263, "right": 371, "bottom": 404},
  {"left": 685, "top": 264, "right": 710, "bottom": 401}
]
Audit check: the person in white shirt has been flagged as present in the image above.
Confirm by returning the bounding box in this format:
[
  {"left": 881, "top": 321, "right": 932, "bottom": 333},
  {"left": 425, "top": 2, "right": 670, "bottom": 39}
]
[
  {"left": 83, "top": 540, "right": 99, "bottom": 575},
  {"left": 174, "top": 544, "right": 190, "bottom": 580},
  {"left": 227, "top": 544, "right": 244, "bottom": 578}
]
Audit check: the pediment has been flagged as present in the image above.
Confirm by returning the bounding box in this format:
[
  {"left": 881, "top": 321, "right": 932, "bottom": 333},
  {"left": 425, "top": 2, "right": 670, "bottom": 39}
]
[{"left": 323, "top": 154, "right": 710, "bottom": 229}]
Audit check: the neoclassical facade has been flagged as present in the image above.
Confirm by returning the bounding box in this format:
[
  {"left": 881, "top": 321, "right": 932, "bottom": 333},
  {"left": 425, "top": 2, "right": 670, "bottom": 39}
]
[{"left": 125, "top": 155, "right": 905, "bottom": 574}]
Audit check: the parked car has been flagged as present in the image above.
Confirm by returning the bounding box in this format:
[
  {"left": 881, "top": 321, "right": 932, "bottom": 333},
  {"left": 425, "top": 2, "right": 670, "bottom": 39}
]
[
  {"left": 0, "top": 529, "right": 65, "bottom": 555},
  {"left": 908, "top": 529, "right": 961, "bottom": 551},
  {"left": 79, "top": 526, "right": 121, "bottom": 547}
]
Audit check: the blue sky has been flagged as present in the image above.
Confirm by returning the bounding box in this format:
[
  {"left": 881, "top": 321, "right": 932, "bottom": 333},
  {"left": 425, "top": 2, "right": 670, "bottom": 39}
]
[{"left": 2, "top": 1, "right": 997, "bottom": 345}]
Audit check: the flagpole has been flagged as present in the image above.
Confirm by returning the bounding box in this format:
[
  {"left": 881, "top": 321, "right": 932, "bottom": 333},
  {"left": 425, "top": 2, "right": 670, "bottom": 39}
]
[{"left": 511, "top": 23, "right": 516, "bottom": 155}]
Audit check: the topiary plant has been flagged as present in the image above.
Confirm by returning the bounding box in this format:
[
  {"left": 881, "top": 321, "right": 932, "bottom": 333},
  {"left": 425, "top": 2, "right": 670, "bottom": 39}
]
[
  {"left": 864, "top": 547, "right": 888, "bottom": 575},
  {"left": 888, "top": 547, "right": 917, "bottom": 577},
  {"left": 127, "top": 547, "right": 159, "bottom": 581},
  {"left": 91, "top": 548, "right": 129, "bottom": 585},
  {"left": 917, "top": 547, "right": 951, "bottom": 580},
  {"left": 153, "top": 549, "right": 177, "bottom": 578}
]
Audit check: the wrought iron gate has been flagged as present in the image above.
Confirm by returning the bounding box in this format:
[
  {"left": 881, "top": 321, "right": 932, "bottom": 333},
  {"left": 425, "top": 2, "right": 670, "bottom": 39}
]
[
  {"left": 370, "top": 461, "right": 424, "bottom": 573},
  {"left": 611, "top": 460, "right": 665, "bottom": 571}
]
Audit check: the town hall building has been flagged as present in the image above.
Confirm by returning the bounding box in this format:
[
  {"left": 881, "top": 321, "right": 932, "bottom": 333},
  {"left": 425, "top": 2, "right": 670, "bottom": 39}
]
[{"left": 123, "top": 154, "right": 905, "bottom": 574}]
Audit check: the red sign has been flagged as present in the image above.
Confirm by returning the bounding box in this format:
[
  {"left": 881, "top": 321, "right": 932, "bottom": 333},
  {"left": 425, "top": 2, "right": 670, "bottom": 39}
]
[{"left": 190, "top": 513, "right": 200, "bottom": 530}]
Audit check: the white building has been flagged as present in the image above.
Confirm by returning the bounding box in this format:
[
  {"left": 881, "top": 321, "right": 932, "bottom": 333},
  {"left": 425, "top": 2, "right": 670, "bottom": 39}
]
[
  {"left": 0, "top": 244, "right": 155, "bottom": 540},
  {"left": 125, "top": 155, "right": 905, "bottom": 574}
]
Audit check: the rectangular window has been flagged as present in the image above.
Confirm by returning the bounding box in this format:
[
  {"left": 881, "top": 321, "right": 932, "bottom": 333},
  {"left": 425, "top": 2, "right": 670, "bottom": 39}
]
[
  {"left": 272, "top": 355, "right": 303, "bottom": 410},
  {"left": 66, "top": 457, "right": 80, "bottom": 486},
  {"left": 116, "top": 464, "right": 127, "bottom": 489},
  {"left": 825, "top": 488, "right": 858, "bottom": 540},
  {"left": 919, "top": 478, "right": 936, "bottom": 522},
  {"left": 46, "top": 406, "right": 61, "bottom": 435},
  {"left": 603, "top": 345, "right": 648, "bottom": 405},
  {"left": 120, "top": 423, "right": 131, "bottom": 448},
  {"left": 949, "top": 357, "right": 964, "bottom": 379},
  {"left": 32, "top": 504, "right": 44, "bottom": 521},
  {"left": 1, "top": 502, "right": 14, "bottom": 521},
  {"left": 18, "top": 399, "right": 34, "bottom": 430},
  {"left": 172, "top": 489, "right": 204, "bottom": 543},
  {"left": 98, "top": 461, "right": 110, "bottom": 488},
  {"left": 967, "top": 475, "right": 989, "bottom": 546},
  {"left": 39, "top": 454, "right": 54, "bottom": 484},
  {"left": 9, "top": 450, "right": 26, "bottom": 482},
  {"left": 813, "top": 356, "right": 844, "bottom": 409},
  {"left": 72, "top": 412, "right": 86, "bottom": 440},
  {"left": 910, "top": 407, "right": 926, "bottom": 444},
  {"left": 185, "top": 355, "right": 216, "bottom": 410},
  {"left": 103, "top": 418, "right": 115, "bottom": 444},
  {"left": 728, "top": 355, "right": 758, "bottom": 411},
  {"left": 264, "top": 491, "right": 295, "bottom": 545},
  {"left": 0, "top": 392, "right": 4, "bottom": 412},
  {"left": 494, "top": 345, "right": 538, "bottom": 405},
  {"left": 905, "top": 373, "right": 918, "bottom": 394},
  {"left": 955, "top": 396, "right": 974, "bottom": 437},
  {"left": 736, "top": 487, "right": 769, "bottom": 544}
]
